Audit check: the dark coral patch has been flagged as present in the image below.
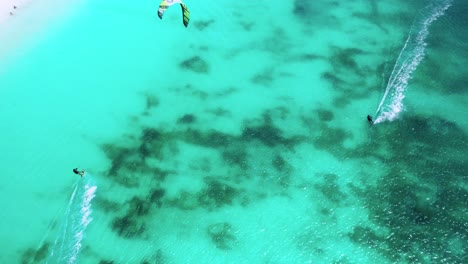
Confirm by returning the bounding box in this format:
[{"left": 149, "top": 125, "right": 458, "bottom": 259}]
[
  {"left": 139, "top": 128, "right": 165, "bottom": 160},
  {"left": 293, "top": 0, "right": 315, "bottom": 20},
  {"left": 321, "top": 72, "right": 346, "bottom": 88},
  {"left": 206, "top": 108, "right": 231, "bottom": 117},
  {"left": 21, "top": 243, "right": 50, "bottom": 264},
  {"left": 101, "top": 141, "right": 154, "bottom": 182},
  {"left": 151, "top": 167, "right": 173, "bottom": 181},
  {"left": 351, "top": 173, "right": 455, "bottom": 261},
  {"left": 348, "top": 226, "right": 383, "bottom": 250},
  {"left": 271, "top": 154, "right": 292, "bottom": 187},
  {"left": 141, "top": 249, "right": 165, "bottom": 264},
  {"left": 167, "top": 191, "right": 198, "bottom": 210},
  {"left": 251, "top": 69, "right": 274, "bottom": 86},
  {"left": 182, "top": 129, "right": 234, "bottom": 148},
  {"left": 198, "top": 178, "right": 239, "bottom": 209},
  {"left": 207, "top": 222, "right": 237, "bottom": 250},
  {"left": 294, "top": 53, "right": 324, "bottom": 61},
  {"left": 148, "top": 188, "right": 165, "bottom": 207},
  {"left": 273, "top": 155, "right": 286, "bottom": 173},
  {"left": 193, "top": 20, "right": 214, "bottom": 30},
  {"left": 109, "top": 195, "right": 156, "bottom": 238},
  {"left": 316, "top": 109, "right": 334, "bottom": 122},
  {"left": 141, "top": 128, "right": 162, "bottom": 143},
  {"left": 347, "top": 115, "right": 468, "bottom": 263},
  {"left": 104, "top": 153, "right": 146, "bottom": 187},
  {"left": 138, "top": 142, "right": 153, "bottom": 161},
  {"left": 94, "top": 196, "right": 121, "bottom": 213},
  {"left": 272, "top": 154, "right": 287, "bottom": 172},
  {"left": 315, "top": 174, "right": 347, "bottom": 204},
  {"left": 240, "top": 21, "right": 254, "bottom": 31},
  {"left": 358, "top": 116, "right": 467, "bottom": 165},
  {"left": 332, "top": 48, "right": 363, "bottom": 69},
  {"left": 111, "top": 215, "right": 145, "bottom": 239},
  {"left": 242, "top": 123, "right": 293, "bottom": 147},
  {"left": 98, "top": 260, "right": 114, "bottom": 264},
  {"left": 221, "top": 148, "right": 248, "bottom": 169},
  {"left": 177, "top": 114, "right": 196, "bottom": 124},
  {"left": 321, "top": 47, "right": 375, "bottom": 107},
  {"left": 128, "top": 196, "right": 151, "bottom": 217},
  {"left": 313, "top": 125, "right": 351, "bottom": 153},
  {"left": 144, "top": 94, "right": 159, "bottom": 110},
  {"left": 179, "top": 56, "right": 209, "bottom": 74},
  {"left": 101, "top": 144, "right": 132, "bottom": 176}
]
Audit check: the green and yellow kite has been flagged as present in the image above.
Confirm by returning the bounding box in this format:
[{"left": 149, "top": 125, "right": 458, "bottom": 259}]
[{"left": 158, "top": 0, "right": 190, "bottom": 27}]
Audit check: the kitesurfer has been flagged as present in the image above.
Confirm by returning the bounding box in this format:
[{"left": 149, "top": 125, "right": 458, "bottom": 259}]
[
  {"left": 73, "top": 168, "right": 85, "bottom": 177},
  {"left": 367, "top": 115, "right": 374, "bottom": 125},
  {"left": 158, "top": 0, "right": 190, "bottom": 27}
]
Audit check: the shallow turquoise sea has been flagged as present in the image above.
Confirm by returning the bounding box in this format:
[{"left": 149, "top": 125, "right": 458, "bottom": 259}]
[{"left": 0, "top": 0, "right": 466, "bottom": 263}]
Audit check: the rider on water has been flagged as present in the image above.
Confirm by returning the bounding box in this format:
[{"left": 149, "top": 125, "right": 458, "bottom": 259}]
[
  {"left": 367, "top": 115, "right": 374, "bottom": 125},
  {"left": 73, "top": 168, "right": 85, "bottom": 177}
]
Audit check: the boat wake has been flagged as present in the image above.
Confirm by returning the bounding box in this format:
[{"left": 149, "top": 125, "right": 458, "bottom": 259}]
[
  {"left": 373, "top": 0, "right": 452, "bottom": 124},
  {"left": 46, "top": 177, "right": 97, "bottom": 264}
]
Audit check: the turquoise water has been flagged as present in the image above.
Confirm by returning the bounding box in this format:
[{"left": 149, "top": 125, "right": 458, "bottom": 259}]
[{"left": 0, "top": 0, "right": 466, "bottom": 263}]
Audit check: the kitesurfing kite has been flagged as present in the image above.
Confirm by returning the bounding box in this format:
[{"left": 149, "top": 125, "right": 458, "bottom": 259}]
[{"left": 158, "top": 0, "right": 190, "bottom": 27}]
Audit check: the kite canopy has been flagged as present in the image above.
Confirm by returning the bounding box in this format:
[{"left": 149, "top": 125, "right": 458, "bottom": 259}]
[{"left": 158, "top": 0, "right": 190, "bottom": 27}]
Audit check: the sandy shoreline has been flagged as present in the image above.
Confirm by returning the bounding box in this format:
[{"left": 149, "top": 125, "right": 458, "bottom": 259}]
[
  {"left": 0, "top": 0, "right": 33, "bottom": 24},
  {"left": 0, "top": 0, "right": 82, "bottom": 71}
]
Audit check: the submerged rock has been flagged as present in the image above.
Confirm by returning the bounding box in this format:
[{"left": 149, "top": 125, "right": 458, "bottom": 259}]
[
  {"left": 316, "top": 109, "right": 334, "bottom": 122},
  {"left": 21, "top": 243, "right": 50, "bottom": 264},
  {"left": 111, "top": 215, "right": 145, "bottom": 238},
  {"left": 177, "top": 114, "right": 196, "bottom": 124},
  {"left": 242, "top": 124, "right": 288, "bottom": 147},
  {"left": 198, "top": 178, "right": 239, "bottom": 209},
  {"left": 179, "top": 56, "right": 209, "bottom": 73},
  {"left": 207, "top": 222, "right": 237, "bottom": 250}
]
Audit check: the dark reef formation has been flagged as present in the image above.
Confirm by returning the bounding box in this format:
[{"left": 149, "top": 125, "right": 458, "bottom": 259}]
[
  {"left": 110, "top": 189, "right": 165, "bottom": 239},
  {"left": 198, "top": 177, "right": 240, "bottom": 209},
  {"left": 193, "top": 20, "right": 215, "bottom": 31},
  {"left": 314, "top": 173, "right": 347, "bottom": 205},
  {"left": 322, "top": 47, "right": 376, "bottom": 108},
  {"left": 111, "top": 213, "right": 146, "bottom": 238},
  {"left": 99, "top": 80, "right": 467, "bottom": 261},
  {"left": 20, "top": 243, "right": 50, "bottom": 264},
  {"left": 207, "top": 222, "right": 237, "bottom": 250},
  {"left": 345, "top": 116, "right": 468, "bottom": 262},
  {"left": 90, "top": 7, "right": 466, "bottom": 259},
  {"left": 179, "top": 56, "right": 209, "bottom": 74},
  {"left": 98, "top": 260, "right": 114, "bottom": 264},
  {"left": 99, "top": 101, "right": 304, "bottom": 246},
  {"left": 316, "top": 109, "right": 334, "bottom": 122},
  {"left": 141, "top": 249, "right": 165, "bottom": 264},
  {"left": 177, "top": 114, "right": 196, "bottom": 124}
]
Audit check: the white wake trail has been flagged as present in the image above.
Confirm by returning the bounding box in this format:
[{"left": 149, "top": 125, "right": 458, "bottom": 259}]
[
  {"left": 46, "top": 177, "right": 97, "bottom": 264},
  {"left": 67, "top": 183, "right": 96, "bottom": 264},
  {"left": 373, "top": 0, "right": 452, "bottom": 124}
]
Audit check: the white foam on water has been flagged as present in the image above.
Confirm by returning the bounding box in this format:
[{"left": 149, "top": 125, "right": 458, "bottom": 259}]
[
  {"left": 373, "top": 0, "right": 452, "bottom": 124},
  {"left": 46, "top": 177, "right": 97, "bottom": 264},
  {"left": 43, "top": 182, "right": 79, "bottom": 264},
  {"left": 67, "top": 184, "right": 96, "bottom": 264}
]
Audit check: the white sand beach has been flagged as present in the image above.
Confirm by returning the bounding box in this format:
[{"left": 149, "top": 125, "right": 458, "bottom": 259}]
[
  {"left": 0, "top": 0, "right": 31, "bottom": 24},
  {"left": 0, "top": 0, "right": 82, "bottom": 71}
]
